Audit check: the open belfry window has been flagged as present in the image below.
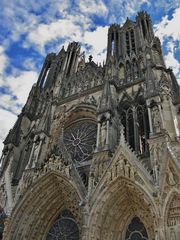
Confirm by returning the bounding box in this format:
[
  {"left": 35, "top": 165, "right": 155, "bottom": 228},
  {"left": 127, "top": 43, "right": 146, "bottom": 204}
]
[
  {"left": 125, "top": 29, "right": 136, "bottom": 56},
  {"left": 120, "top": 97, "right": 150, "bottom": 156}
]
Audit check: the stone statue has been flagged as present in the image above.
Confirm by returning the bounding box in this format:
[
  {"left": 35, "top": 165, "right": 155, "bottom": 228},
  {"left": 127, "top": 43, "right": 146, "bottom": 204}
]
[
  {"left": 152, "top": 106, "right": 161, "bottom": 133},
  {"left": 101, "top": 121, "right": 107, "bottom": 147}
]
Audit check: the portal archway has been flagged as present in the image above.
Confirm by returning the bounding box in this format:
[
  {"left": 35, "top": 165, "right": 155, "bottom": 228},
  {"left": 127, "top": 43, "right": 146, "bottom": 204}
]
[
  {"left": 4, "top": 172, "right": 82, "bottom": 240},
  {"left": 88, "top": 177, "right": 156, "bottom": 240}
]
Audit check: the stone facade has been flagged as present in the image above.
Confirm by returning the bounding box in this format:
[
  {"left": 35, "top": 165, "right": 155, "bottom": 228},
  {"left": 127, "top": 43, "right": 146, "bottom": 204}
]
[{"left": 0, "top": 11, "right": 180, "bottom": 240}]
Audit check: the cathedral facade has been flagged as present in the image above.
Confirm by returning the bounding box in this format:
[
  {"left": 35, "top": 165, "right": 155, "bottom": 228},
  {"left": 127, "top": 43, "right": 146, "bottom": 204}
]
[{"left": 0, "top": 11, "right": 179, "bottom": 240}]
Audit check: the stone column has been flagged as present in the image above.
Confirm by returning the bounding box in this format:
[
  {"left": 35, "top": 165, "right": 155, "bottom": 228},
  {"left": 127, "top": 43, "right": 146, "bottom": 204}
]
[
  {"left": 133, "top": 106, "right": 139, "bottom": 153},
  {"left": 95, "top": 121, "right": 101, "bottom": 151},
  {"left": 147, "top": 106, "right": 153, "bottom": 133},
  {"left": 106, "top": 120, "right": 109, "bottom": 145}
]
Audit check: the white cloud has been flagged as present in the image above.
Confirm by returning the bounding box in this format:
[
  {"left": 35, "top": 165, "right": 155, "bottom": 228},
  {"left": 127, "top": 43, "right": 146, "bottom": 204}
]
[
  {"left": 2, "top": 71, "right": 38, "bottom": 108},
  {"left": 28, "top": 16, "right": 89, "bottom": 53},
  {"left": 0, "top": 46, "right": 8, "bottom": 75},
  {"left": 83, "top": 26, "right": 108, "bottom": 63},
  {"left": 154, "top": 7, "right": 180, "bottom": 42},
  {"left": 164, "top": 41, "right": 180, "bottom": 82},
  {"left": 154, "top": 7, "right": 180, "bottom": 81},
  {"left": 78, "top": 0, "right": 108, "bottom": 16}
]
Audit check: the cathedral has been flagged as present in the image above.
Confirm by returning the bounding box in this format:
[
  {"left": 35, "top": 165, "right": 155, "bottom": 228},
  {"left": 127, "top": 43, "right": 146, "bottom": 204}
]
[{"left": 0, "top": 11, "right": 180, "bottom": 240}]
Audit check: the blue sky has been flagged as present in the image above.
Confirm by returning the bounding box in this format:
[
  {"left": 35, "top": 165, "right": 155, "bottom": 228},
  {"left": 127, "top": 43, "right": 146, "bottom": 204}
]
[{"left": 0, "top": 0, "right": 180, "bottom": 153}]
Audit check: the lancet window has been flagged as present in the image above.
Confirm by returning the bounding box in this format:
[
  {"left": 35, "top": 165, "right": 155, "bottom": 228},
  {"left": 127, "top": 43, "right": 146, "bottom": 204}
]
[
  {"left": 125, "top": 29, "right": 136, "bottom": 56},
  {"left": 125, "top": 217, "right": 148, "bottom": 240},
  {"left": 120, "top": 97, "right": 149, "bottom": 156}
]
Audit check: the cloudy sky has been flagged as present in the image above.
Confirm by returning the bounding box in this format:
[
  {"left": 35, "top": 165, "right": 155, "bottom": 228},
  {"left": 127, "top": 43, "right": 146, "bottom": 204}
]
[{"left": 0, "top": 0, "right": 180, "bottom": 154}]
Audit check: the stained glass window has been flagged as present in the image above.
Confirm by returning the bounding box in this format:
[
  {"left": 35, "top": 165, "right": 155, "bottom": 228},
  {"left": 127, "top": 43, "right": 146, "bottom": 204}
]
[
  {"left": 64, "top": 120, "right": 97, "bottom": 162},
  {"left": 125, "top": 217, "right": 148, "bottom": 240},
  {"left": 46, "top": 210, "right": 79, "bottom": 240}
]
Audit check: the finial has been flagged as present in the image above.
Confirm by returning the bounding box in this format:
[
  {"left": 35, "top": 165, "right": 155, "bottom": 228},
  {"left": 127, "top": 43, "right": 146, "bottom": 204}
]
[{"left": 89, "top": 55, "right": 93, "bottom": 62}]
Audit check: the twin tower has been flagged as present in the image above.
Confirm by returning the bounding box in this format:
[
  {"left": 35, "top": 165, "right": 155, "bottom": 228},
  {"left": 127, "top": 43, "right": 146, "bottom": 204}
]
[{"left": 0, "top": 11, "right": 180, "bottom": 240}]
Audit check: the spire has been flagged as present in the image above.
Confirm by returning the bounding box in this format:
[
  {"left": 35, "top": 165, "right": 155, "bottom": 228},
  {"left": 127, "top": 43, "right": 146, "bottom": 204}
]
[
  {"left": 58, "top": 46, "right": 65, "bottom": 56},
  {"left": 97, "top": 77, "right": 114, "bottom": 115}
]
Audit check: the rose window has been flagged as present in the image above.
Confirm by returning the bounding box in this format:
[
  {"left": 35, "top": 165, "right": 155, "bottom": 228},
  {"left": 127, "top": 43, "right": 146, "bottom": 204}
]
[
  {"left": 64, "top": 120, "right": 97, "bottom": 162},
  {"left": 47, "top": 210, "right": 79, "bottom": 240}
]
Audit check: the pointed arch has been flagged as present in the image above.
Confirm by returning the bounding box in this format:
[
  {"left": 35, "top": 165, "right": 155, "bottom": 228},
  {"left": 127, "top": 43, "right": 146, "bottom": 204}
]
[
  {"left": 87, "top": 177, "right": 157, "bottom": 240},
  {"left": 4, "top": 172, "right": 83, "bottom": 240},
  {"left": 119, "top": 93, "right": 150, "bottom": 156}
]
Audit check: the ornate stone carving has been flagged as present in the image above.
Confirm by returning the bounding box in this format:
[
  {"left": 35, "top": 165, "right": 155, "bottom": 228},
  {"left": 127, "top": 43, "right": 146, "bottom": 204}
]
[
  {"left": 167, "top": 194, "right": 180, "bottom": 227},
  {"left": 15, "top": 154, "right": 72, "bottom": 201}
]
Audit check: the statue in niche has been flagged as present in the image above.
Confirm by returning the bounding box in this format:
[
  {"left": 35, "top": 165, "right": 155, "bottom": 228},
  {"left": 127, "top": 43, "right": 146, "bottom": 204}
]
[
  {"left": 133, "top": 62, "right": 139, "bottom": 79},
  {"left": 126, "top": 63, "right": 131, "bottom": 82},
  {"left": 119, "top": 65, "right": 125, "bottom": 80},
  {"left": 170, "top": 230, "right": 176, "bottom": 240},
  {"left": 167, "top": 168, "right": 176, "bottom": 186},
  {"left": 31, "top": 137, "right": 41, "bottom": 164},
  {"left": 101, "top": 121, "right": 107, "bottom": 147},
  {"left": 152, "top": 106, "right": 161, "bottom": 133}
]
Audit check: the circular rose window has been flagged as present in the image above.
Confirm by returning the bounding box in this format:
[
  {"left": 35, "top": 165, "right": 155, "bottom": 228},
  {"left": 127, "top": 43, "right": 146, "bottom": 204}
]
[{"left": 64, "top": 120, "right": 97, "bottom": 162}]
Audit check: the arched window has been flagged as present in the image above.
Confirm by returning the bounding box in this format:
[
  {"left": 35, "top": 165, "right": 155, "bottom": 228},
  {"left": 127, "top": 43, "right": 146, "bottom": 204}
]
[
  {"left": 111, "top": 32, "right": 115, "bottom": 56},
  {"left": 120, "top": 97, "right": 149, "bottom": 156},
  {"left": 126, "top": 29, "right": 136, "bottom": 56},
  {"left": 126, "top": 31, "right": 130, "bottom": 56},
  {"left": 141, "top": 19, "right": 146, "bottom": 38},
  {"left": 121, "top": 103, "right": 135, "bottom": 150},
  {"left": 130, "top": 30, "right": 136, "bottom": 53},
  {"left": 125, "top": 217, "right": 148, "bottom": 240},
  {"left": 47, "top": 209, "right": 80, "bottom": 240}
]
